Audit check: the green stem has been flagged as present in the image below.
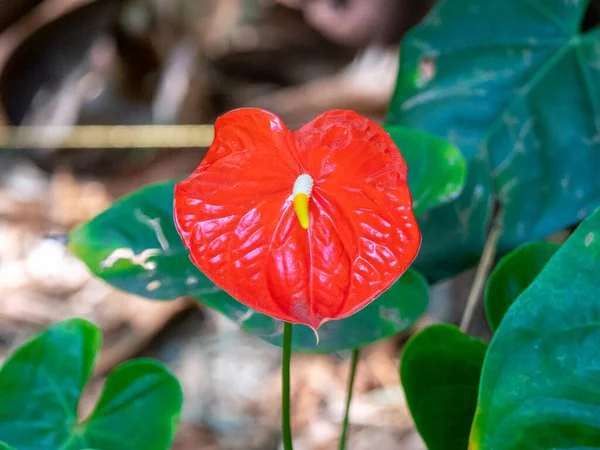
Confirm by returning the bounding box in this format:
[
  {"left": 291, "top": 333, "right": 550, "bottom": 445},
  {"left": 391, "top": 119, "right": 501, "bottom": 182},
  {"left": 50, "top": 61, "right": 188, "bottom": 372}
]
[
  {"left": 339, "top": 348, "right": 360, "bottom": 450},
  {"left": 282, "top": 322, "right": 294, "bottom": 450}
]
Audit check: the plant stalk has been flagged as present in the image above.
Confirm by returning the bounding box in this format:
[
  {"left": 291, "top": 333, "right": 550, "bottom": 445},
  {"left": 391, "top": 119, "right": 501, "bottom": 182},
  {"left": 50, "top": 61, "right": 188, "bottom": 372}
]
[
  {"left": 282, "top": 322, "right": 294, "bottom": 450},
  {"left": 339, "top": 348, "right": 360, "bottom": 450},
  {"left": 460, "top": 217, "right": 502, "bottom": 333}
]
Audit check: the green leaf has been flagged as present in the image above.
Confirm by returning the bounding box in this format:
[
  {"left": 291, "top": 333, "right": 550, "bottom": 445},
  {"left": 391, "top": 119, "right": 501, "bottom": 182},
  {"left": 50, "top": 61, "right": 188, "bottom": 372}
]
[
  {"left": 385, "top": 126, "right": 466, "bottom": 215},
  {"left": 0, "top": 319, "right": 182, "bottom": 450},
  {"left": 70, "top": 178, "right": 431, "bottom": 353},
  {"left": 69, "top": 180, "right": 218, "bottom": 300},
  {"left": 485, "top": 240, "right": 560, "bottom": 332},
  {"left": 70, "top": 135, "right": 456, "bottom": 302},
  {"left": 0, "top": 443, "right": 15, "bottom": 450},
  {"left": 199, "top": 267, "right": 429, "bottom": 353},
  {"left": 400, "top": 324, "right": 487, "bottom": 450},
  {"left": 388, "top": 0, "right": 600, "bottom": 281},
  {"left": 470, "top": 206, "right": 600, "bottom": 449}
]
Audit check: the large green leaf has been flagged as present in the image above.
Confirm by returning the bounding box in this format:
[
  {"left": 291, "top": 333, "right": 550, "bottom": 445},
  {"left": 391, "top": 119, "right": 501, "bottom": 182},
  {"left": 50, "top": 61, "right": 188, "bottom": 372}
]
[
  {"left": 470, "top": 206, "right": 600, "bottom": 449},
  {"left": 199, "top": 267, "right": 429, "bottom": 353},
  {"left": 400, "top": 324, "right": 487, "bottom": 450},
  {"left": 385, "top": 126, "right": 466, "bottom": 215},
  {"left": 0, "top": 319, "right": 182, "bottom": 450},
  {"left": 70, "top": 169, "right": 434, "bottom": 352},
  {"left": 0, "top": 444, "right": 15, "bottom": 450},
  {"left": 484, "top": 240, "right": 559, "bottom": 332},
  {"left": 388, "top": 0, "right": 600, "bottom": 281}
]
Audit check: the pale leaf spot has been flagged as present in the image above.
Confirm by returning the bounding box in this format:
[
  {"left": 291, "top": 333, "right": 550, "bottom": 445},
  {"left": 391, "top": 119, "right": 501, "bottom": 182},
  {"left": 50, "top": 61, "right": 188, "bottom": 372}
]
[
  {"left": 146, "top": 280, "right": 162, "bottom": 291},
  {"left": 101, "top": 248, "right": 160, "bottom": 270}
]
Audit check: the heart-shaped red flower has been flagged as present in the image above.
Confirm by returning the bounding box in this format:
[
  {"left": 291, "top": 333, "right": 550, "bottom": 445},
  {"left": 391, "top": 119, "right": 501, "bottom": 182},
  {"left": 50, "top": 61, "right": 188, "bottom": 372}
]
[{"left": 174, "top": 108, "right": 421, "bottom": 330}]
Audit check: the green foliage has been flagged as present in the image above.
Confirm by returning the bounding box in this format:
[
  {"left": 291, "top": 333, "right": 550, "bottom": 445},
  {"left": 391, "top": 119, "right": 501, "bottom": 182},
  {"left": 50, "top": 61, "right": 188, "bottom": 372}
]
[
  {"left": 200, "top": 268, "right": 428, "bottom": 353},
  {"left": 400, "top": 324, "right": 487, "bottom": 450},
  {"left": 0, "top": 319, "right": 182, "bottom": 450},
  {"left": 470, "top": 206, "right": 600, "bottom": 449},
  {"left": 70, "top": 133, "right": 462, "bottom": 353},
  {"left": 485, "top": 240, "right": 559, "bottom": 331},
  {"left": 385, "top": 126, "right": 466, "bottom": 215},
  {"left": 388, "top": 0, "right": 600, "bottom": 281},
  {"left": 402, "top": 209, "right": 600, "bottom": 449},
  {"left": 11, "top": 0, "right": 600, "bottom": 446}
]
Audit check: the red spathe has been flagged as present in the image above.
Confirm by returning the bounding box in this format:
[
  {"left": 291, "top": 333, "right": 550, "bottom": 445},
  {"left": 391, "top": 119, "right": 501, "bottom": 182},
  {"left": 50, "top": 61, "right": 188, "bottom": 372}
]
[{"left": 174, "top": 108, "right": 421, "bottom": 330}]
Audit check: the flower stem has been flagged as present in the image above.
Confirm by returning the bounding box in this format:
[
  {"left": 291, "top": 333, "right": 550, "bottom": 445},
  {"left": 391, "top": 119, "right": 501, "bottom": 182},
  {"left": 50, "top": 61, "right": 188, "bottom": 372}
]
[
  {"left": 282, "top": 322, "right": 294, "bottom": 450},
  {"left": 339, "top": 348, "right": 360, "bottom": 450}
]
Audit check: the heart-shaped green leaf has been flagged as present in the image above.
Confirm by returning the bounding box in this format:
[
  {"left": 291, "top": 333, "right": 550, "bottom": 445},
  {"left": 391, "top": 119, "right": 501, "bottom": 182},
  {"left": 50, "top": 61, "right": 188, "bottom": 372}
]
[
  {"left": 70, "top": 175, "right": 431, "bottom": 353},
  {"left": 385, "top": 126, "right": 466, "bottom": 215},
  {"left": 0, "top": 319, "right": 182, "bottom": 450},
  {"left": 485, "top": 240, "right": 559, "bottom": 332},
  {"left": 199, "top": 267, "right": 429, "bottom": 353},
  {"left": 470, "top": 206, "right": 600, "bottom": 449},
  {"left": 400, "top": 324, "right": 487, "bottom": 450},
  {"left": 388, "top": 0, "right": 600, "bottom": 281}
]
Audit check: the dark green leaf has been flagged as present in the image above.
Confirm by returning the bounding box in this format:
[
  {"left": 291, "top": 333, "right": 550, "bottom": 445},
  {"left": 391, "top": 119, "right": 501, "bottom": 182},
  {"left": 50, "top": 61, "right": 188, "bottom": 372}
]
[
  {"left": 400, "top": 324, "right": 487, "bottom": 450},
  {"left": 471, "top": 206, "right": 600, "bottom": 449},
  {"left": 0, "top": 443, "right": 15, "bottom": 450},
  {"left": 0, "top": 319, "right": 182, "bottom": 450},
  {"left": 199, "top": 268, "right": 429, "bottom": 353},
  {"left": 485, "top": 240, "right": 559, "bottom": 332},
  {"left": 385, "top": 126, "right": 466, "bottom": 215},
  {"left": 388, "top": 0, "right": 600, "bottom": 281},
  {"left": 70, "top": 176, "right": 431, "bottom": 352},
  {"left": 69, "top": 180, "right": 218, "bottom": 300}
]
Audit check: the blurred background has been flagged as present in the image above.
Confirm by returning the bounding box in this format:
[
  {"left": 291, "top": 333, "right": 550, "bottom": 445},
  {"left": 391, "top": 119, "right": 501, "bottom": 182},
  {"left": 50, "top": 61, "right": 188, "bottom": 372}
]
[{"left": 0, "top": 0, "right": 487, "bottom": 448}]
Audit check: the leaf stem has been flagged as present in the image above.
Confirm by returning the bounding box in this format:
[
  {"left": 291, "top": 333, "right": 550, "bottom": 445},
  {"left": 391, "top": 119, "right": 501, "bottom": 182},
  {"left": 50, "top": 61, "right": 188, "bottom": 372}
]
[
  {"left": 460, "top": 217, "right": 502, "bottom": 333},
  {"left": 282, "top": 322, "right": 294, "bottom": 450},
  {"left": 339, "top": 348, "right": 360, "bottom": 450}
]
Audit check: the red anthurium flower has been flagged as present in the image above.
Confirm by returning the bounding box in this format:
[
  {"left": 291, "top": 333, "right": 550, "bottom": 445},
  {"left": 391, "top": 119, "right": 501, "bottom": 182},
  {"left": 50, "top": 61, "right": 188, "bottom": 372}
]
[{"left": 174, "top": 108, "right": 421, "bottom": 330}]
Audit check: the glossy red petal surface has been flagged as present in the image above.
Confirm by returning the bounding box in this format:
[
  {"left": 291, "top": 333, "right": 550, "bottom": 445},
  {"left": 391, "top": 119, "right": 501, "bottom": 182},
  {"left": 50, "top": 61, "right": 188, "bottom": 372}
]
[{"left": 174, "top": 108, "right": 421, "bottom": 329}]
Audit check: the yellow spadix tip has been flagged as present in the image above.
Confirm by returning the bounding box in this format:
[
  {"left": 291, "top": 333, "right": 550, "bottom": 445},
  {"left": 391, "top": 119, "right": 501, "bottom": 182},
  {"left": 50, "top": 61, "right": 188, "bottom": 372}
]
[
  {"left": 294, "top": 193, "right": 310, "bottom": 229},
  {"left": 293, "top": 173, "right": 314, "bottom": 230}
]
